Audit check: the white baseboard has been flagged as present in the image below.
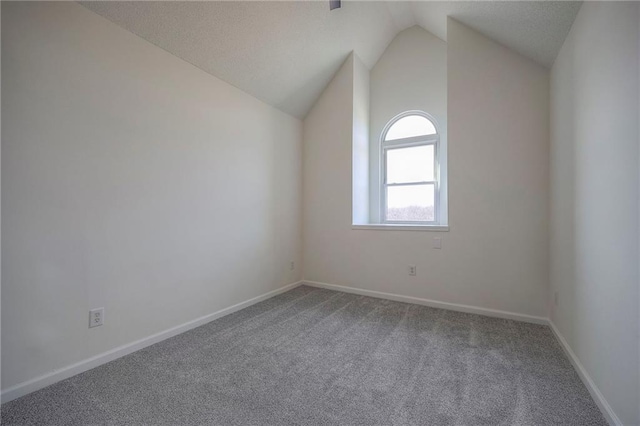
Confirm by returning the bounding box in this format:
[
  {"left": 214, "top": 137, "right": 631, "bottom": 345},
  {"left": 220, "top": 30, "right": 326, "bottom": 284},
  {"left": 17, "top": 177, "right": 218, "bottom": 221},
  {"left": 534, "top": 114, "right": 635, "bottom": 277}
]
[
  {"left": 1, "top": 281, "right": 303, "bottom": 404},
  {"left": 302, "top": 280, "right": 548, "bottom": 325},
  {"left": 549, "top": 321, "right": 622, "bottom": 426}
]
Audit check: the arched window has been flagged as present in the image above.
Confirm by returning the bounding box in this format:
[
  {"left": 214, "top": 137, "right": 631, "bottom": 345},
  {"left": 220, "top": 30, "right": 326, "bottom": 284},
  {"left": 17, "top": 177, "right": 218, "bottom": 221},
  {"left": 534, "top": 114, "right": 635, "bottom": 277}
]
[{"left": 381, "top": 112, "right": 439, "bottom": 223}]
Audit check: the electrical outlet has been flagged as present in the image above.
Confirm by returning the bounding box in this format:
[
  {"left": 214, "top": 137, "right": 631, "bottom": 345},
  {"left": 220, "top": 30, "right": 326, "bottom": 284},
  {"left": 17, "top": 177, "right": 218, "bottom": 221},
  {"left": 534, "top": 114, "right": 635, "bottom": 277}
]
[
  {"left": 290, "top": 261, "right": 295, "bottom": 271},
  {"left": 89, "top": 308, "right": 104, "bottom": 328},
  {"left": 408, "top": 265, "right": 417, "bottom": 276},
  {"left": 554, "top": 291, "right": 559, "bottom": 307}
]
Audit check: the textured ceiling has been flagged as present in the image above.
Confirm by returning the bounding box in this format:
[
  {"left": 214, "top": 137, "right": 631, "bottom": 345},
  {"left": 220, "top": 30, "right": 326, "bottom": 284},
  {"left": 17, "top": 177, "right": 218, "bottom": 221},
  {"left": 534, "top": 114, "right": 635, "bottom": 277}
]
[
  {"left": 409, "top": 1, "right": 581, "bottom": 67},
  {"left": 80, "top": 1, "right": 581, "bottom": 119}
]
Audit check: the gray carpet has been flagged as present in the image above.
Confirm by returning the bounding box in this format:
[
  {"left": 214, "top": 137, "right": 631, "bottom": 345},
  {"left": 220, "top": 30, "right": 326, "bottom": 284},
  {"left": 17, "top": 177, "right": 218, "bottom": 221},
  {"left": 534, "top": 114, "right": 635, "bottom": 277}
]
[{"left": 2, "top": 285, "right": 606, "bottom": 425}]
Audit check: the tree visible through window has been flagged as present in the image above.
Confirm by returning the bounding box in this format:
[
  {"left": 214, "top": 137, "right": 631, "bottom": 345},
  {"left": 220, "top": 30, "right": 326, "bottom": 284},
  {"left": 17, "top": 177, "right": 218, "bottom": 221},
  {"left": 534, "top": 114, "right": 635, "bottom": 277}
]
[{"left": 382, "top": 112, "right": 439, "bottom": 223}]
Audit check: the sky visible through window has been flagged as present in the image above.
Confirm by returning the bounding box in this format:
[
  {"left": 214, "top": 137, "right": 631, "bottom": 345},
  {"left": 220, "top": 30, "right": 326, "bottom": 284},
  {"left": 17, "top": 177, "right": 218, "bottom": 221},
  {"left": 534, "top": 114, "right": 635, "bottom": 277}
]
[
  {"left": 385, "top": 115, "right": 436, "bottom": 141},
  {"left": 387, "top": 145, "right": 434, "bottom": 183}
]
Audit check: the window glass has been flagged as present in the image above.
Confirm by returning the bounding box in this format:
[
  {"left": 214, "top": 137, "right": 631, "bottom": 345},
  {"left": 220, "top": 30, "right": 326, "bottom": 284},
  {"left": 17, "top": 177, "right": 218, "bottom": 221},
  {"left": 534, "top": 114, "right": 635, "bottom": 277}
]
[
  {"left": 381, "top": 112, "right": 441, "bottom": 224},
  {"left": 386, "top": 184, "right": 435, "bottom": 222},
  {"left": 385, "top": 115, "right": 436, "bottom": 141},
  {"left": 386, "top": 145, "right": 434, "bottom": 184}
]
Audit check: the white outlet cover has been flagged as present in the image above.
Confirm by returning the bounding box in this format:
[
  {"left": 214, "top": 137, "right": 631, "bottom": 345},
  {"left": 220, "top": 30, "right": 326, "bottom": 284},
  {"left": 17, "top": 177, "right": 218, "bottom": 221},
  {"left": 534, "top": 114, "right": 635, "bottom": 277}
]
[
  {"left": 89, "top": 307, "right": 104, "bottom": 328},
  {"left": 409, "top": 265, "right": 417, "bottom": 276}
]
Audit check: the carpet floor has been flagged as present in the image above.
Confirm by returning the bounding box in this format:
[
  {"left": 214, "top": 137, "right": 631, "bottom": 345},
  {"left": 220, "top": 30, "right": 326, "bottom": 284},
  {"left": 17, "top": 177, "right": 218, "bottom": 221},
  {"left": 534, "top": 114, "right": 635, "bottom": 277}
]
[{"left": 2, "top": 285, "right": 606, "bottom": 425}]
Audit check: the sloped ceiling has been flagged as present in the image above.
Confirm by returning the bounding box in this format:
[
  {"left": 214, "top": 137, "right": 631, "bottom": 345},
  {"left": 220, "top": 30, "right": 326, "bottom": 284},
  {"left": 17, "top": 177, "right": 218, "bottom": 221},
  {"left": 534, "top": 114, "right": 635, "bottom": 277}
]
[{"left": 80, "top": 1, "right": 581, "bottom": 119}]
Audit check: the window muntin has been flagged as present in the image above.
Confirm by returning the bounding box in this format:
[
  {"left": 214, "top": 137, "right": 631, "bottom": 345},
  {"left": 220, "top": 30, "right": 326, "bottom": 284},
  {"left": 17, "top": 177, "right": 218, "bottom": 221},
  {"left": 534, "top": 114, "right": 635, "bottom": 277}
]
[{"left": 381, "top": 112, "right": 439, "bottom": 224}]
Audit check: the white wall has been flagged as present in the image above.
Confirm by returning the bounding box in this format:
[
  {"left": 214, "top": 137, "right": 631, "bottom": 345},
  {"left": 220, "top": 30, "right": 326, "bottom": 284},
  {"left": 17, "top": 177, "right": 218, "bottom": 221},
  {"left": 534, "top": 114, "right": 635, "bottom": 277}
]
[
  {"left": 446, "top": 19, "right": 550, "bottom": 316},
  {"left": 1, "top": 1, "right": 302, "bottom": 392},
  {"left": 352, "top": 54, "right": 370, "bottom": 225},
  {"left": 0, "top": 1, "right": 3, "bottom": 392},
  {"left": 303, "top": 54, "right": 354, "bottom": 282},
  {"left": 369, "top": 26, "right": 448, "bottom": 223},
  {"left": 550, "top": 3, "right": 639, "bottom": 425},
  {"left": 303, "top": 20, "right": 549, "bottom": 319}
]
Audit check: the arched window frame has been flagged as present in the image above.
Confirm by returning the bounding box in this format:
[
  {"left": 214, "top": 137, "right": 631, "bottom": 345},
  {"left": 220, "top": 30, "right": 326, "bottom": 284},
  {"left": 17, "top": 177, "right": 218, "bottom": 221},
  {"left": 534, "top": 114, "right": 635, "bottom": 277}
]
[{"left": 379, "top": 111, "right": 440, "bottom": 224}]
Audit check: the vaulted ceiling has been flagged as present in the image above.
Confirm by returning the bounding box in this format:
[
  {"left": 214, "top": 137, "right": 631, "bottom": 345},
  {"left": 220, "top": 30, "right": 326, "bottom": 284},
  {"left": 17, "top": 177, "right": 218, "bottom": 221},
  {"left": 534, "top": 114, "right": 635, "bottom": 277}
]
[{"left": 81, "top": 1, "right": 581, "bottom": 119}]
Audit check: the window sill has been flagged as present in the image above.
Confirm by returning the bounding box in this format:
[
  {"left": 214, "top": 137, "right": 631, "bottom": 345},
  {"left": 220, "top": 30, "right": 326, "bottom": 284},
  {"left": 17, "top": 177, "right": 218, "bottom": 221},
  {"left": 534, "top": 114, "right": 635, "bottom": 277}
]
[{"left": 352, "top": 224, "right": 449, "bottom": 232}]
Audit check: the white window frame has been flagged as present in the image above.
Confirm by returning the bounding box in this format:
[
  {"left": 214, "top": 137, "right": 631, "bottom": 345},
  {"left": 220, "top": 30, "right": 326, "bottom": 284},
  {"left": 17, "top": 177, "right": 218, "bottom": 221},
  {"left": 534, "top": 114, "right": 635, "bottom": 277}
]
[{"left": 380, "top": 111, "right": 441, "bottom": 225}]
